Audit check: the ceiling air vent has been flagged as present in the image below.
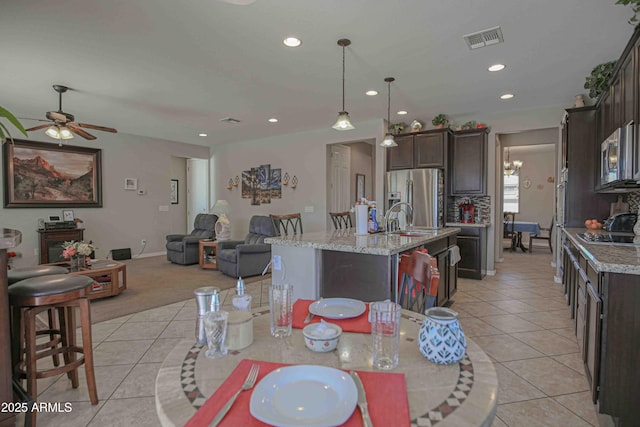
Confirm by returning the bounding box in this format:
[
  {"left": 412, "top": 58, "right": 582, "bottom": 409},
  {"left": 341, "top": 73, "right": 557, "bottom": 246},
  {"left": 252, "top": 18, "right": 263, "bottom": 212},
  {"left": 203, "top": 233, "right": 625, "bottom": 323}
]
[
  {"left": 463, "top": 26, "right": 504, "bottom": 50},
  {"left": 220, "top": 117, "right": 241, "bottom": 124}
]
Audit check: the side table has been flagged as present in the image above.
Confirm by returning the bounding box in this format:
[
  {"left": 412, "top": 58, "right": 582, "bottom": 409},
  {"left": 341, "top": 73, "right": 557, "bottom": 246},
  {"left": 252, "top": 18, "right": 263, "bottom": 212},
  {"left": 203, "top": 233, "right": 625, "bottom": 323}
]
[{"left": 199, "top": 240, "right": 218, "bottom": 270}]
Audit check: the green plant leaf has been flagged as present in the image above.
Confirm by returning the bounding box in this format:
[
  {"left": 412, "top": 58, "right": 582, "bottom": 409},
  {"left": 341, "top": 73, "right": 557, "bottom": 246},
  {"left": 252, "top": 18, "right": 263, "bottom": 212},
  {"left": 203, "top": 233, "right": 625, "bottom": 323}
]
[{"left": 0, "top": 105, "right": 28, "bottom": 142}]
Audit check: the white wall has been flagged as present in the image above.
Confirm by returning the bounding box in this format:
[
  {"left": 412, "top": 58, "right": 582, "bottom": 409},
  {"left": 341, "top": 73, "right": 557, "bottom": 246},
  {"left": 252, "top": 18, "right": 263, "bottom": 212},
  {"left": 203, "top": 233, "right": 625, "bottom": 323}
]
[
  {"left": 1, "top": 132, "right": 209, "bottom": 267},
  {"left": 349, "top": 142, "right": 374, "bottom": 203},
  {"left": 211, "top": 119, "right": 386, "bottom": 239}
]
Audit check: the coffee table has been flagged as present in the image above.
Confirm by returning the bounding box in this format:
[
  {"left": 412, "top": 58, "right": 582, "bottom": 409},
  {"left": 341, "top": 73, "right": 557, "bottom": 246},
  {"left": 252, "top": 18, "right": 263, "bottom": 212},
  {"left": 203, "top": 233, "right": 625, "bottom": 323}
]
[{"left": 44, "top": 259, "right": 127, "bottom": 300}]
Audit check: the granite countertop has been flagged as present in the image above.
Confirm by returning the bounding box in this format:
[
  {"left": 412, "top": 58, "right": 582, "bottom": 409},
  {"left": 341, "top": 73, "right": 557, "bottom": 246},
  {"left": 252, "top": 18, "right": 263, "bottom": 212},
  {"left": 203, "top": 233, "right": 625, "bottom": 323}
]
[
  {"left": 0, "top": 228, "right": 22, "bottom": 250},
  {"left": 563, "top": 228, "right": 640, "bottom": 275},
  {"left": 446, "top": 222, "right": 491, "bottom": 228},
  {"left": 265, "top": 227, "right": 460, "bottom": 256}
]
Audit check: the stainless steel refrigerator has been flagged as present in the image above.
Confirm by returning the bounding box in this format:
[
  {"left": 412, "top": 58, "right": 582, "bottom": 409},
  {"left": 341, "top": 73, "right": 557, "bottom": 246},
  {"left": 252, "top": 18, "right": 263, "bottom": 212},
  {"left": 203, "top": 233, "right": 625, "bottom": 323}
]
[{"left": 384, "top": 169, "right": 444, "bottom": 229}]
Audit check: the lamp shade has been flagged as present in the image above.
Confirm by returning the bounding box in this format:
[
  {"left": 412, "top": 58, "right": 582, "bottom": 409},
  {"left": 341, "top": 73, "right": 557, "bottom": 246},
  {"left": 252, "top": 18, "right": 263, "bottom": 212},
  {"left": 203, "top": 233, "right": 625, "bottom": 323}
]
[{"left": 210, "top": 200, "right": 231, "bottom": 217}]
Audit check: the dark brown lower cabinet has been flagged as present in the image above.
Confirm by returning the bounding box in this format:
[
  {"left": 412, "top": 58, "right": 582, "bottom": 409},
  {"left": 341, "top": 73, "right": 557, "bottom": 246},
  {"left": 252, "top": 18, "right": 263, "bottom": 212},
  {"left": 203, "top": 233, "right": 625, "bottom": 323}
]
[
  {"left": 561, "top": 235, "right": 639, "bottom": 425},
  {"left": 456, "top": 227, "right": 487, "bottom": 279}
]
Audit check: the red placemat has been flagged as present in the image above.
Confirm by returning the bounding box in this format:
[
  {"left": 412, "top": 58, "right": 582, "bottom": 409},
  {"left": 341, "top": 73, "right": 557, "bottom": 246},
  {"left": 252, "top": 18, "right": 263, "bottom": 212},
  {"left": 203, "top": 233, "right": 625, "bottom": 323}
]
[
  {"left": 185, "top": 359, "right": 410, "bottom": 427},
  {"left": 292, "top": 299, "right": 372, "bottom": 334}
]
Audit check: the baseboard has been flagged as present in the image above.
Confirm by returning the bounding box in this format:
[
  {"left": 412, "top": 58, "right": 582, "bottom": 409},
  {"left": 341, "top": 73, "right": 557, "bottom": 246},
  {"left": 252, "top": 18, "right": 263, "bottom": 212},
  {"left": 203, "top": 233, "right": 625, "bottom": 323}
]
[
  {"left": 486, "top": 269, "right": 496, "bottom": 276},
  {"left": 554, "top": 275, "right": 562, "bottom": 283}
]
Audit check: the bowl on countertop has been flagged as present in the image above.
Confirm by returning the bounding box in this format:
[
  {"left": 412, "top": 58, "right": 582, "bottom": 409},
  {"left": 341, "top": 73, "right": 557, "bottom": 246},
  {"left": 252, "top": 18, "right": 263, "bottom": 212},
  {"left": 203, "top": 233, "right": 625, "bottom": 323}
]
[{"left": 302, "top": 321, "right": 342, "bottom": 352}]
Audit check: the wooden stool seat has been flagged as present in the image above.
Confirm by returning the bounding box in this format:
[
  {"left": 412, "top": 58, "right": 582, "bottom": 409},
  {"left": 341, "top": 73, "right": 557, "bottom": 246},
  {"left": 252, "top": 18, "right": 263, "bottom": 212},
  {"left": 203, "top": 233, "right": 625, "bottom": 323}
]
[{"left": 9, "top": 274, "right": 98, "bottom": 426}]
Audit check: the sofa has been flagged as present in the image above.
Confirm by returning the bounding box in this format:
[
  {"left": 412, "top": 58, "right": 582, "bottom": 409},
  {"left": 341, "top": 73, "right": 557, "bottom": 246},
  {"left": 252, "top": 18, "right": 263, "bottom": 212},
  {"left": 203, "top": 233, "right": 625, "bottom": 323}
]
[
  {"left": 217, "top": 215, "right": 277, "bottom": 278},
  {"left": 166, "top": 213, "right": 217, "bottom": 265}
]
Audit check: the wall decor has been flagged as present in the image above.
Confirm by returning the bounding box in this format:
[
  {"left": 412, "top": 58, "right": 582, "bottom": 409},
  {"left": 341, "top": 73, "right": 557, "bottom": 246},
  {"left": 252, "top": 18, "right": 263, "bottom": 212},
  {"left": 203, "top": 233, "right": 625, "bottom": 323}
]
[
  {"left": 291, "top": 175, "right": 298, "bottom": 189},
  {"left": 356, "top": 173, "right": 365, "bottom": 200},
  {"left": 233, "top": 176, "right": 240, "bottom": 187},
  {"left": 282, "top": 172, "right": 290, "bottom": 186},
  {"left": 226, "top": 178, "right": 234, "bottom": 190},
  {"left": 240, "top": 164, "right": 282, "bottom": 205},
  {"left": 3, "top": 139, "right": 102, "bottom": 208},
  {"left": 124, "top": 178, "right": 138, "bottom": 190},
  {"left": 170, "top": 179, "right": 179, "bottom": 204},
  {"left": 62, "top": 209, "right": 75, "bottom": 222}
]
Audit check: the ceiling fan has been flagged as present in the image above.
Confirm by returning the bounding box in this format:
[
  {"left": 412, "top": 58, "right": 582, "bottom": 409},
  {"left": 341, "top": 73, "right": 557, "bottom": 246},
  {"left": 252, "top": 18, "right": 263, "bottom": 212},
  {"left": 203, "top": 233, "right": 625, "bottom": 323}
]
[{"left": 24, "top": 84, "right": 117, "bottom": 142}]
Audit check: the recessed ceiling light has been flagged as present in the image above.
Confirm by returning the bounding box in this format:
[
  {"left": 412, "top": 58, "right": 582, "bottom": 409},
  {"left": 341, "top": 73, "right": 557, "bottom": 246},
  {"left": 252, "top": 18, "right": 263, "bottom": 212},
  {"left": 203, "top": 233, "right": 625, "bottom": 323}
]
[
  {"left": 268, "top": 118, "right": 278, "bottom": 123},
  {"left": 488, "top": 64, "right": 505, "bottom": 72},
  {"left": 283, "top": 37, "right": 302, "bottom": 47},
  {"left": 500, "top": 93, "right": 514, "bottom": 100},
  {"left": 365, "top": 90, "right": 378, "bottom": 96},
  {"left": 199, "top": 133, "right": 208, "bottom": 137},
  {"left": 397, "top": 110, "right": 408, "bottom": 115}
]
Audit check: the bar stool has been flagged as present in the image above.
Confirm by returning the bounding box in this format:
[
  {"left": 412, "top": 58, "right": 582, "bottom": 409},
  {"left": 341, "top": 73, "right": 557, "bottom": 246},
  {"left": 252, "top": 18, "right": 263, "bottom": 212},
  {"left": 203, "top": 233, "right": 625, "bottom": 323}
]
[
  {"left": 9, "top": 274, "right": 98, "bottom": 425},
  {"left": 9, "top": 266, "right": 70, "bottom": 368},
  {"left": 398, "top": 250, "right": 440, "bottom": 313}
]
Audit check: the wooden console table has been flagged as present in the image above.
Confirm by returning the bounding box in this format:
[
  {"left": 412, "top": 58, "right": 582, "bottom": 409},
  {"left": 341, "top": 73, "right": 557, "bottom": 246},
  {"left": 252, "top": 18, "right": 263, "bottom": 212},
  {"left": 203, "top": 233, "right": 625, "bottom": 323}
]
[
  {"left": 198, "top": 240, "right": 218, "bottom": 270},
  {"left": 45, "top": 259, "right": 127, "bottom": 300}
]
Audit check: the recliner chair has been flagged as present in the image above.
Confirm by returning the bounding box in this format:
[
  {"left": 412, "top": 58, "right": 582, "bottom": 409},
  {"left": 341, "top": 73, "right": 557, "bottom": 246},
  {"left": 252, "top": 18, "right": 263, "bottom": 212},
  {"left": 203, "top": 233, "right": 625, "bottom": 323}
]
[
  {"left": 166, "top": 214, "right": 217, "bottom": 265},
  {"left": 217, "top": 215, "right": 277, "bottom": 278}
]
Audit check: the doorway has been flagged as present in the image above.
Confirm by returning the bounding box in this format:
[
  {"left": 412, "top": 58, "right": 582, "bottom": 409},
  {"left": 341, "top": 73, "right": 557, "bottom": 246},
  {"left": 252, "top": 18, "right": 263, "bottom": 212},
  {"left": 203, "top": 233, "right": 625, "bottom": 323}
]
[
  {"left": 496, "top": 128, "right": 558, "bottom": 260},
  {"left": 326, "top": 139, "right": 376, "bottom": 229},
  {"left": 187, "top": 158, "right": 209, "bottom": 230}
]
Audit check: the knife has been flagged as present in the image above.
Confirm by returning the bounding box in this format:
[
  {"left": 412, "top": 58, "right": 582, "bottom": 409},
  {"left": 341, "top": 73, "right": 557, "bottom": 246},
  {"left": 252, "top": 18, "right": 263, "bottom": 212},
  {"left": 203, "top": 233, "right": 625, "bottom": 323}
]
[{"left": 349, "top": 371, "right": 374, "bottom": 427}]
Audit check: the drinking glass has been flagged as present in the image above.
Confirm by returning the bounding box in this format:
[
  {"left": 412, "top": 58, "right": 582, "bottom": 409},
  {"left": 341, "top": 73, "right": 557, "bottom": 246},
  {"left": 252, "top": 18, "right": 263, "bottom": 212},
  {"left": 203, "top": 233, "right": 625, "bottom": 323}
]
[
  {"left": 203, "top": 310, "right": 228, "bottom": 358},
  {"left": 371, "top": 301, "right": 401, "bottom": 370},
  {"left": 269, "top": 284, "right": 293, "bottom": 338}
]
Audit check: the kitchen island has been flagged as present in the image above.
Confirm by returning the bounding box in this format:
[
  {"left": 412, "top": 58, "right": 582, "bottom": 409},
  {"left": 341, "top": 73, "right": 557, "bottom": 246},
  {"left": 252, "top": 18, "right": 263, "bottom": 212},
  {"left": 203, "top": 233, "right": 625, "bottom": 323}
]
[
  {"left": 265, "top": 227, "right": 460, "bottom": 305},
  {"left": 561, "top": 228, "right": 640, "bottom": 426}
]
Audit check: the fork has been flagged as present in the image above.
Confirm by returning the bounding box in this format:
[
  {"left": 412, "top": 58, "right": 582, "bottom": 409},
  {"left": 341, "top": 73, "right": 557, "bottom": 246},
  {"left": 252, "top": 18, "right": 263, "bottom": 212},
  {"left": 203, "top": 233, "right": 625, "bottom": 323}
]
[{"left": 209, "top": 363, "right": 260, "bottom": 427}]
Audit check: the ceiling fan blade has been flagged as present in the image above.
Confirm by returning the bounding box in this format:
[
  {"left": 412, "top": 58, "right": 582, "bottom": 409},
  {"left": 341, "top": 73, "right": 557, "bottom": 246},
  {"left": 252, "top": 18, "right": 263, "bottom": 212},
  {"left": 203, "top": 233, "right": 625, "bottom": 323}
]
[
  {"left": 67, "top": 124, "right": 96, "bottom": 140},
  {"left": 25, "top": 123, "right": 52, "bottom": 132},
  {"left": 77, "top": 122, "right": 117, "bottom": 133}
]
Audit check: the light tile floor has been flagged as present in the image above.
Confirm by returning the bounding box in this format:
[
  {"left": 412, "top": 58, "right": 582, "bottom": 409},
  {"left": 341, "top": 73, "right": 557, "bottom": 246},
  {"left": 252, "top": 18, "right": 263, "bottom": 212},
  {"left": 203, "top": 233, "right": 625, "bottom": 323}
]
[{"left": 27, "top": 250, "right": 599, "bottom": 426}]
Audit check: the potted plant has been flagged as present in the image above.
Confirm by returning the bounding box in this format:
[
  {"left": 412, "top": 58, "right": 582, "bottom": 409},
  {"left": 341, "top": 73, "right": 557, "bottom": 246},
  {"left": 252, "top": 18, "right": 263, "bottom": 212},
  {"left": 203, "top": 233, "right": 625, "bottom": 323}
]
[
  {"left": 432, "top": 114, "right": 448, "bottom": 129},
  {"left": 584, "top": 61, "right": 617, "bottom": 99},
  {"left": 388, "top": 122, "right": 407, "bottom": 134},
  {"left": 0, "top": 105, "right": 28, "bottom": 143},
  {"left": 615, "top": 0, "right": 640, "bottom": 24},
  {"left": 462, "top": 120, "right": 477, "bottom": 130}
]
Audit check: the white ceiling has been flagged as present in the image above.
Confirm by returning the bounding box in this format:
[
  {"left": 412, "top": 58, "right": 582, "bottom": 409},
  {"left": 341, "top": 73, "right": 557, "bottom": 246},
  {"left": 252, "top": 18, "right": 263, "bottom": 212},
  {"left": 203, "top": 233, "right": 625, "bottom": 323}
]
[{"left": 0, "top": 0, "right": 635, "bottom": 147}]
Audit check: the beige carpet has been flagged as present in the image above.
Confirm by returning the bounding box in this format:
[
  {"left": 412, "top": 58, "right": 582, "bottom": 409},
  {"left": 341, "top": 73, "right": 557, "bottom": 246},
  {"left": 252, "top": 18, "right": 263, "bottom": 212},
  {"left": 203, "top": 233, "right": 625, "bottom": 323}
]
[{"left": 89, "top": 256, "right": 268, "bottom": 323}]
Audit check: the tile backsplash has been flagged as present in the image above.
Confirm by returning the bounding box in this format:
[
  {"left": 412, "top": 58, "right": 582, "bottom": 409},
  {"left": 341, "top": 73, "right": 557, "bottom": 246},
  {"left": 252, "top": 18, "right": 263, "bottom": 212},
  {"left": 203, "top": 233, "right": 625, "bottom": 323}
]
[
  {"left": 448, "top": 196, "right": 491, "bottom": 222},
  {"left": 623, "top": 191, "right": 640, "bottom": 214}
]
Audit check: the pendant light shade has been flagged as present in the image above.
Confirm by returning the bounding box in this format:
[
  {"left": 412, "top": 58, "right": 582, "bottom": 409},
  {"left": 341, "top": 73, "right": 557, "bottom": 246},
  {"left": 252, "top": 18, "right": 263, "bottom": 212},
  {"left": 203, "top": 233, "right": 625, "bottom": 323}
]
[
  {"left": 380, "top": 77, "right": 398, "bottom": 147},
  {"left": 332, "top": 39, "right": 355, "bottom": 131},
  {"left": 503, "top": 147, "right": 523, "bottom": 175}
]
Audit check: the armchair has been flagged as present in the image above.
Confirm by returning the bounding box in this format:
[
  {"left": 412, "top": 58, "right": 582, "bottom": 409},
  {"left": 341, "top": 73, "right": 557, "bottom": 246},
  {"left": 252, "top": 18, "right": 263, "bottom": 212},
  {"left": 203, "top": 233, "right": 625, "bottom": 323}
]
[
  {"left": 217, "top": 215, "right": 278, "bottom": 278},
  {"left": 166, "top": 214, "right": 218, "bottom": 265}
]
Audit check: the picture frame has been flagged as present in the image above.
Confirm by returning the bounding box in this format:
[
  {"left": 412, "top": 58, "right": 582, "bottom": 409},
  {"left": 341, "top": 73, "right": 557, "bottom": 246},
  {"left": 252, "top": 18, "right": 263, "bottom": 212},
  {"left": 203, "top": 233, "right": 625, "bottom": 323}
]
[
  {"left": 124, "top": 178, "right": 138, "bottom": 190},
  {"left": 3, "top": 139, "right": 102, "bottom": 208},
  {"left": 62, "top": 209, "right": 75, "bottom": 222},
  {"left": 170, "top": 179, "right": 179, "bottom": 204},
  {"left": 356, "top": 173, "right": 365, "bottom": 201}
]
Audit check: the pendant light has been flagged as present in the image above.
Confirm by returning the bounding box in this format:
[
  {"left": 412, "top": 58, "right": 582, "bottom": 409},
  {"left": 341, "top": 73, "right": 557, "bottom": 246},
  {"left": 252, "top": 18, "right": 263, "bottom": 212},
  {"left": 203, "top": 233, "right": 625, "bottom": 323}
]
[
  {"left": 332, "top": 38, "right": 355, "bottom": 131},
  {"left": 504, "top": 147, "right": 523, "bottom": 175},
  {"left": 380, "top": 77, "right": 398, "bottom": 147}
]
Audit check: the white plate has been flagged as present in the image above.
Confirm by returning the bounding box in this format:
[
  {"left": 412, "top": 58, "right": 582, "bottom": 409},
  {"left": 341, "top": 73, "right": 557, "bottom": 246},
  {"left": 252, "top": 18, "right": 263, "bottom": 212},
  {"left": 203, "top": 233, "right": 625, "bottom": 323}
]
[
  {"left": 308, "top": 298, "right": 366, "bottom": 319},
  {"left": 249, "top": 365, "right": 357, "bottom": 427}
]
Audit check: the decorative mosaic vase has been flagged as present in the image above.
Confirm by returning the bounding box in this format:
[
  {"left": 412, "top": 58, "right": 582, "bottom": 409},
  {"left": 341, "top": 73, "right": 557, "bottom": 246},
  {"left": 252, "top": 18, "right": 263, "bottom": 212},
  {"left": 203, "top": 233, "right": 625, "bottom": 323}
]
[{"left": 418, "top": 307, "right": 466, "bottom": 364}]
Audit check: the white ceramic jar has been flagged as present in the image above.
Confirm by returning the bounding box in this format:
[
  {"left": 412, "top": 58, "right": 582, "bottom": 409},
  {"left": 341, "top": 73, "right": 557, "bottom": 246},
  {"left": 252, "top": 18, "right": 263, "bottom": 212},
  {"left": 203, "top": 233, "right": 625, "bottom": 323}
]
[{"left": 418, "top": 307, "right": 466, "bottom": 364}]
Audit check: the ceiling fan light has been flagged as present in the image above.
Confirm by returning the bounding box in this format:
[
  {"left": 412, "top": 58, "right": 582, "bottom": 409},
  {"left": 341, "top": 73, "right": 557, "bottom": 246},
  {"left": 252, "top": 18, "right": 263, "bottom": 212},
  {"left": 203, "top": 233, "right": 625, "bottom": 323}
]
[
  {"left": 332, "top": 111, "right": 355, "bottom": 130},
  {"left": 380, "top": 133, "right": 398, "bottom": 147},
  {"left": 45, "top": 125, "right": 73, "bottom": 140}
]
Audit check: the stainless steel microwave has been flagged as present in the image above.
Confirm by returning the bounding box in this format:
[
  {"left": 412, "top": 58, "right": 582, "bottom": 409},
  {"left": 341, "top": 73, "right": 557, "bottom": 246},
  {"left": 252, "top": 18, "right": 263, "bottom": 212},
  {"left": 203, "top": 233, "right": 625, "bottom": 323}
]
[{"left": 600, "top": 122, "right": 636, "bottom": 187}]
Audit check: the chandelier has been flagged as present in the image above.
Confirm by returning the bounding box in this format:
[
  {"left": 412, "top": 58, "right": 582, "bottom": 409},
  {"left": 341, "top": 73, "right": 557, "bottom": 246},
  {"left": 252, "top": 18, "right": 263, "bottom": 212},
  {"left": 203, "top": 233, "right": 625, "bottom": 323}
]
[{"left": 504, "top": 147, "right": 523, "bottom": 176}]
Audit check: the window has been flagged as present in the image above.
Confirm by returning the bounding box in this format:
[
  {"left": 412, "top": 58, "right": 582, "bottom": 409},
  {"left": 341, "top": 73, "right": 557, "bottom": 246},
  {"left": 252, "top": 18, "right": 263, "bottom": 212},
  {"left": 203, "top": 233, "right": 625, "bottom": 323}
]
[{"left": 503, "top": 174, "right": 519, "bottom": 213}]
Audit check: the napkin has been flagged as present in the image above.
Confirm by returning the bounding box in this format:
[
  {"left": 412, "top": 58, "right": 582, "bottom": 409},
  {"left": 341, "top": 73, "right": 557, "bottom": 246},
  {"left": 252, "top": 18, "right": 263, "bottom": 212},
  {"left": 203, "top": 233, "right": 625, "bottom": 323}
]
[
  {"left": 292, "top": 299, "right": 372, "bottom": 334},
  {"left": 184, "top": 358, "right": 410, "bottom": 427}
]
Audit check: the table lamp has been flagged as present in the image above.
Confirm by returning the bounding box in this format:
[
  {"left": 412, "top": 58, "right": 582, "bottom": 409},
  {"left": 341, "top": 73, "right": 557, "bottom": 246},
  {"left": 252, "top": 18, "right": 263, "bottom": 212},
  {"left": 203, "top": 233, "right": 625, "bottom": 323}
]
[{"left": 211, "top": 200, "right": 231, "bottom": 241}]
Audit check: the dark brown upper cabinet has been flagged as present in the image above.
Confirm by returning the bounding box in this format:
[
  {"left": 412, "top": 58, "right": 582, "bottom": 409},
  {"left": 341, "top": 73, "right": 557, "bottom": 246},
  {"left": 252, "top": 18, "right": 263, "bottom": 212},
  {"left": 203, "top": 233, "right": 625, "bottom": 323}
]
[
  {"left": 386, "top": 129, "right": 448, "bottom": 170},
  {"left": 448, "top": 129, "right": 488, "bottom": 195}
]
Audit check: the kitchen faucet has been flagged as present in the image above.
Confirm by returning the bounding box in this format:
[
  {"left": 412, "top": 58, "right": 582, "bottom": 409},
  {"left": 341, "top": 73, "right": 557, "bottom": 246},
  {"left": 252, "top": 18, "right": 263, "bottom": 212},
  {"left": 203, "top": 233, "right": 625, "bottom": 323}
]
[{"left": 384, "top": 202, "right": 413, "bottom": 233}]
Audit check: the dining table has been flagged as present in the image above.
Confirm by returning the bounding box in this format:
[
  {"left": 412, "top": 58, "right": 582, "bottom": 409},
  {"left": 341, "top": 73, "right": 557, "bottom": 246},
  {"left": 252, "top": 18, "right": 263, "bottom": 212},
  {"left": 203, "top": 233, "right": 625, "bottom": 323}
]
[
  {"left": 155, "top": 304, "right": 498, "bottom": 427},
  {"left": 510, "top": 221, "right": 541, "bottom": 252}
]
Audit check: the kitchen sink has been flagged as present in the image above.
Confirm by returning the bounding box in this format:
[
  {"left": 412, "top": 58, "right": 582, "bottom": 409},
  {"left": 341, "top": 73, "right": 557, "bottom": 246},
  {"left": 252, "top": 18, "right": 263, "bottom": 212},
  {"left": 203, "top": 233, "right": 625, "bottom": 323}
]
[{"left": 388, "top": 230, "right": 434, "bottom": 237}]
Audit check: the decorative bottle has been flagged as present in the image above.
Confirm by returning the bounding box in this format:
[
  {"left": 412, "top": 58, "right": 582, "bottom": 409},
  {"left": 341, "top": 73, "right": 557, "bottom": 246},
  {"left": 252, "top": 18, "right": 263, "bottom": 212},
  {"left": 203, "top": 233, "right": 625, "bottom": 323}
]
[{"left": 232, "top": 277, "right": 252, "bottom": 311}]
